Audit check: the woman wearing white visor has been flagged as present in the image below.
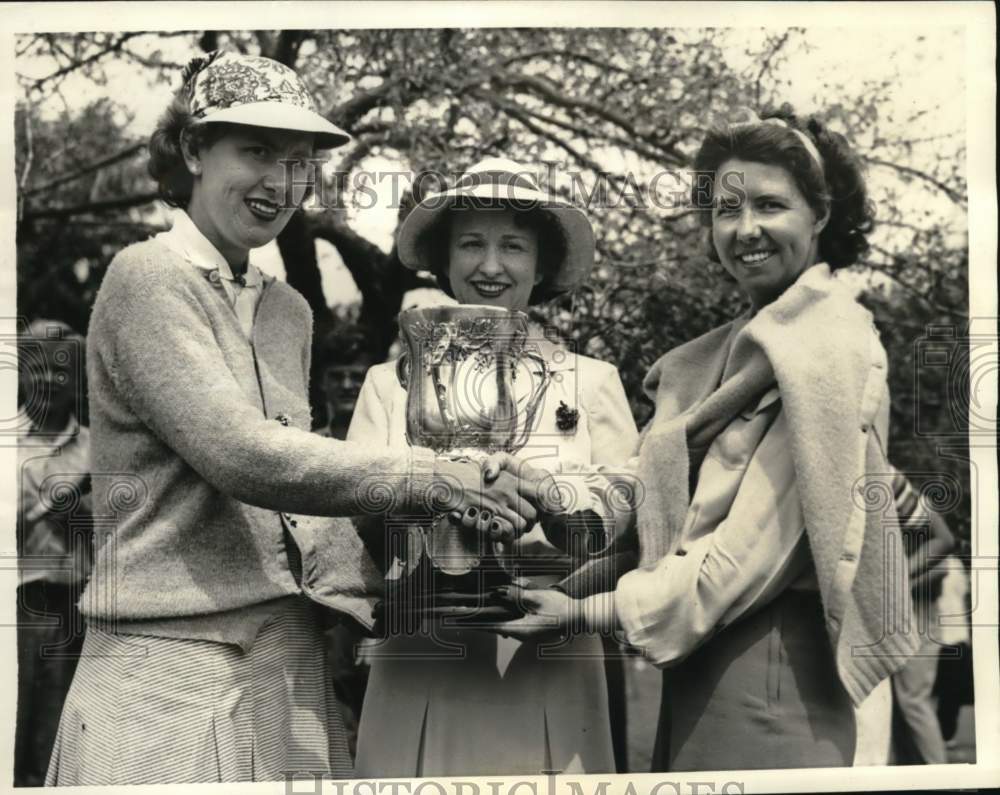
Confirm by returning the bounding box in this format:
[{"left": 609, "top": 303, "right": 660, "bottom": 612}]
[{"left": 46, "top": 52, "right": 538, "bottom": 786}]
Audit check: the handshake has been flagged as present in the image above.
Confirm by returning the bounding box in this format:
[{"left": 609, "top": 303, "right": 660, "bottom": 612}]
[{"left": 434, "top": 452, "right": 579, "bottom": 546}]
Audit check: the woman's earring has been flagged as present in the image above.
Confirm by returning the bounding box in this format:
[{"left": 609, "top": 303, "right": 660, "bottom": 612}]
[{"left": 190, "top": 164, "right": 201, "bottom": 175}]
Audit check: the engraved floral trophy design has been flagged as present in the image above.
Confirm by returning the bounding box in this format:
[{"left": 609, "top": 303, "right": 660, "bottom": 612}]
[{"left": 385, "top": 305, "right": 551, "bottom": 622}]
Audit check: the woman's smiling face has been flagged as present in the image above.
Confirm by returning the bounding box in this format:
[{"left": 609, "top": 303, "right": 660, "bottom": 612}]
[
  {"left": 712, "top": 158, "right": 828, "bottom": 309},
  {"left": 447, "top": 207, "right": 541, "bottom": 311},
  {"left": 183, "top": 124, "right": 315, "bottom": 267}
]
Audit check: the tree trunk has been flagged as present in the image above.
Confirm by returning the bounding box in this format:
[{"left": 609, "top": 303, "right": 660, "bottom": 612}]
[{"left": 276, "top": 211, "right": 332, "bottom": 324}]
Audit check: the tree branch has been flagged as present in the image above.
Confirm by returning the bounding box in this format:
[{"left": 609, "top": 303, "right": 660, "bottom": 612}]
[
  {"left": 309, "top": 212, "right": 387, "bottom": 295},
  {"left": 254, "top": 30, "right": 276, "bottom": 58},
  {"left": 866, "top": 244, "right": 968, "bottom": 319},
  {"left": 489, "top": 69, "right": 683, "bottom": 164},
  {"left": 17, "top": 111, "right": 33, "bottom": 223},
  {"left": 23, "top": 31, "right": 197, "bottom": 95},
  {"left": 23, "top": 141, "right": 147, "bottom": 197},
  {"left": 119, "top": 46, "right": 186, "bottom": 71},
  {"left": 492, "top": 95, "right": 680, "bottom": 170},
  {"left": 16, "top": 34, "right": 43, "bottom": 59},
  {"left": 21, "top": 191, "right": 159, "bottom": 221},
  {"left": 329, "top": 76, "right": 406, "bottom": 131},
  {"left": 501, "top": 49, "right": 633, "bottom": 77},
  {"left": 754, "top": 31, "right": 792, "bottom": 107},
  {"left": 494, "top": 70, "right": 639, "bottom": 140},
  {"left": 863, "top": 156, "right": 967, "bottom": 205},
  {"left": 274, "top": 30, "right": 307, "bottom": 66},
  {"left": 472, "top": 88, "right": 630, "bottom": 192},
  {"left": 199, "top": 31, "right": 219, "bottom": 52},
  {"left": 27, "top": 33, "right": 147, "bottom": 92}
]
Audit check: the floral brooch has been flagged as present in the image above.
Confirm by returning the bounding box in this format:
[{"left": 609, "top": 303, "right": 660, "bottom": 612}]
[{"left": 555, "top": 401, "right": 579, "bottom": 433}]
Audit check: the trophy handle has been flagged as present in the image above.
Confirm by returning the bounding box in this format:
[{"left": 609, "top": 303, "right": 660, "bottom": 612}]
[
  {"left": 396, "top": 352, "right": 410, "bottom": 390},
  {"left": 510, "top": 351, "right": 552, "bottom": 452}
]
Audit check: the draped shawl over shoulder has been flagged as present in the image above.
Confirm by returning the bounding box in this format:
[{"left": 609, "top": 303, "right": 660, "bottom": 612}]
[{"left": 631, "top": 264, "right": 918, "bottom": 705}]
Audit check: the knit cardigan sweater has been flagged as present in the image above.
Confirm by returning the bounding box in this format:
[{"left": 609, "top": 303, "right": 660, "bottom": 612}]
[
  {"left": 624, "top": 264, "right": 919, "bottom": 706},
  {"left": 81, "top": 238, "right": 433, "bottom": 628}
]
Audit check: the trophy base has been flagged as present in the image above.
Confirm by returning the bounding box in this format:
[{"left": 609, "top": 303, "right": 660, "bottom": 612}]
[
  {"left": 375, "top": 591, "right": 524, "bottom": 625},
  {"left": 376, "top": 557, "right": 524, "bottom": 627}
]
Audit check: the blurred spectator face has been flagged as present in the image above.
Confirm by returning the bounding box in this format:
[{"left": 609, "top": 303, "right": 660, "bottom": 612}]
[
  {"left": 321, "top": 363, "right": 368, "bottom": 417},
  {"left": 17, "top": 320, "right": 82, "bottom": 426}
]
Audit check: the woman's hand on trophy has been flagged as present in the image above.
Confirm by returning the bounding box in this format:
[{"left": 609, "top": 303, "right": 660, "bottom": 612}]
[
  {"left": 486, "top": 585, "right": 580, "bottom": 641},
  {"left": 434, "top": 457, "right": 537, "bottom": 540}
]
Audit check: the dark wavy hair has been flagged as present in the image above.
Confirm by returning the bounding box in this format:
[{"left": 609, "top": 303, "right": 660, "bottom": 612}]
[
  {"left": 147, "top": 93, "right": 233, "bottom": 209},
  {"left": 416, "top": 202, "right": 569, "bottom": 305},
  {"left": 690, "top": 104, "right": 875, "bottom": 269},
  {"left": 148, "top": 53, "right": 233, "bottom": 208}
]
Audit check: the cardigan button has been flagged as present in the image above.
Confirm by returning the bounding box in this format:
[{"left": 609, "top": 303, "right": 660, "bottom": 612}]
[
  {"left": 860, "top": 423, "right": 869, "bottom": 433},
  {"left": 208, "top": 269, "right": 222, "bottom": 284}
]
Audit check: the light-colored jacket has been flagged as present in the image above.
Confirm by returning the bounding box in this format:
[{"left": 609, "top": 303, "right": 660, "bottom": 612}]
[{"left": 349, "top": 340, "right": 639, "bottom": 777}]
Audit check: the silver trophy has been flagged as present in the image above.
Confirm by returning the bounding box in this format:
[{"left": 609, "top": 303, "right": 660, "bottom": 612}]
[{"left": 386, "top": 305, "right": 551, "bottom": 621}]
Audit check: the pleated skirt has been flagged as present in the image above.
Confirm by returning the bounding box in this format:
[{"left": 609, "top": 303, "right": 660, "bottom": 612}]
[{"left": 45, "top": 597, "right": 353, "bottom": 785}]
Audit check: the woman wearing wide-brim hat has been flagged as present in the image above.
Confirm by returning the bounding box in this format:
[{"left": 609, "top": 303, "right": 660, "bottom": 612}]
[
  {"left": 45, "top": 56, "right": 538, "bottom": 786},
  {"left": 349, "top": 157, "right": 639, "bottom": 776}
]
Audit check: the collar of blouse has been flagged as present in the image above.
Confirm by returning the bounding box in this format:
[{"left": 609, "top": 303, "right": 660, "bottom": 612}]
[{"left": 157, "top": 210, "right": 266, "bottom": 291}]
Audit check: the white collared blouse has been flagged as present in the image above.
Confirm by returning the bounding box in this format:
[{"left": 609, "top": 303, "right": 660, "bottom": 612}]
[{"left": 155, "top": 210, "right": 264, "bottom": 338}]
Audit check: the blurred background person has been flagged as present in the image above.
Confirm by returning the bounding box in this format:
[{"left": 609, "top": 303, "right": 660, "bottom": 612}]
[
  {"left": 934, "top": 549, "right": 973, "bottom": 756},
  {"left": 313, "top": 321, "right": 372, "bottom": 440},
  {"left": 890, "top": 465, "right": 954, "bottom": 764},
  {"left": 15, "top": 318, "right": 92, "bottom": 787}
]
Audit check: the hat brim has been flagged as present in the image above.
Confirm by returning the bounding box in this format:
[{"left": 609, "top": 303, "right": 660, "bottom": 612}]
[
  {"left": 397, "top": 184, "right": 595, "bottom": 298},
  {"left": 194, "top": 101, "right": 351, "bottom": 150}
]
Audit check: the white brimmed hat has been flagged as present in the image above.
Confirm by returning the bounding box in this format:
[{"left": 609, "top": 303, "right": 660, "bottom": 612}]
[
  {"left": 397, "top": 157, "right": 595, "bottom": 297},
  {"left": 186, "top": 51, "right": 351, "bottom": 150}
]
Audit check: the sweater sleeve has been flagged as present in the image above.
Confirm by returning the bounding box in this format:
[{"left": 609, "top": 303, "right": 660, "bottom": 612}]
[
  {"left": 98, "top": 254, "right": 434, "bottom": 516},
  {"left": 300, "top": 299, "right": 314, "bottom": 414}
]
